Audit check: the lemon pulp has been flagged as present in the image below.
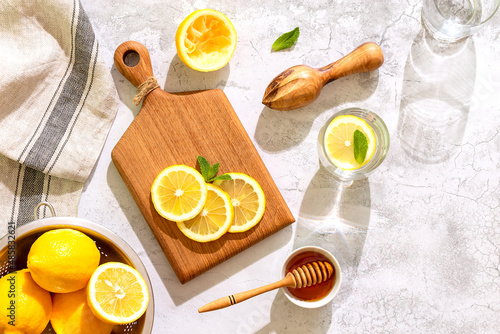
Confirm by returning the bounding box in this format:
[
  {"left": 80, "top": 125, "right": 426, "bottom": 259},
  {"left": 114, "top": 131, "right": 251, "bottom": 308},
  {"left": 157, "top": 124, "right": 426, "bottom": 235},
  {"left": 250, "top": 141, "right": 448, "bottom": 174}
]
[
  {"left": 86, "top": 262, "right": 149, "bottom": 325},
  {"left": 177, "top": 183, "right": 234, "bottom": 242},
  {"left": 214, "top": 173, "right": 265, "bottom": 233},
  {"left": 175, "top": 9, "right": 237, "bottom": 72},
  {"left": 151, "top": 165, "right": 207, "bottom": 222}
]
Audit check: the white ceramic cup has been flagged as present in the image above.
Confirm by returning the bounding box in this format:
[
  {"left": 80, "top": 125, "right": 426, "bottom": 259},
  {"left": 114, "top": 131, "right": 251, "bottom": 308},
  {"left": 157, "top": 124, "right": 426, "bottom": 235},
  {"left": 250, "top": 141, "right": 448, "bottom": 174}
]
[{"left": 280, "top": 246, "right": 342, "bottom": 308}]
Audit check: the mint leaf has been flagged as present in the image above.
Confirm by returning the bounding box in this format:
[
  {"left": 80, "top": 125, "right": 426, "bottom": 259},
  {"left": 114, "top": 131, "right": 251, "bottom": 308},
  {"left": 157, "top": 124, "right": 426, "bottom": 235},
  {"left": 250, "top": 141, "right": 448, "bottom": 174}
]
[
  {"left": 272, "top": 27, "right": 300, "bottom": 51},
  {"left": 353, "top": 130, "right": 368, "bottom": 164},
  {"left": 198, "top": 156, "right": 211, "bottom": 181},
  {"left": 210, "top": 174, "right": 232, "bottom": 182},
  {"left": 208, "top": 163, "right": 220, "bottom": 180},
  {"left": 197, "top": 156, "right": 232, "bottom": 183}
]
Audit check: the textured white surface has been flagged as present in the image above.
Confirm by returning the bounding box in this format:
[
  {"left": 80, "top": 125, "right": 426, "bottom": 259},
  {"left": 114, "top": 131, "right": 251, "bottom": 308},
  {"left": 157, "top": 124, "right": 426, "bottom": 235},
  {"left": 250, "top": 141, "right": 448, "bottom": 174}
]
[{"left": 79, "top": 0, "right": 500, "bottom": 333}]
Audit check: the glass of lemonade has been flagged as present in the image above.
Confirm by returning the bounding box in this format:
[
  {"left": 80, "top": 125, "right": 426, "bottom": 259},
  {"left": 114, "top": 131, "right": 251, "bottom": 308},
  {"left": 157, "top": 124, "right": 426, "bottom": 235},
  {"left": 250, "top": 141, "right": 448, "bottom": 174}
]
[{"left": 318, "top": 108, "right": 390, "bottom": 182}]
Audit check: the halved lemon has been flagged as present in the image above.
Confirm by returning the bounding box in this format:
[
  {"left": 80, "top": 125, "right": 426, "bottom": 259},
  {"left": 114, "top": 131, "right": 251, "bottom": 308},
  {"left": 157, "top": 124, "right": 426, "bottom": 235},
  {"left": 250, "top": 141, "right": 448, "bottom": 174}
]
[
  {"left": 213, "top": 173, "right": 265, "bottom": 233},
  {"left": 86, "top": 262, "right": 149, "bottom": 325},
  {"left": 323, "top": 115, "right": 376, "bottom": 170},
  {"left": 175, "top": 9, "right": 237, "bottom": 72},
  {"left": 177, "top": 183, "right": 234, "bottom": 242},
  {"left": 151, "top": 165, "right": 207, "bottom": 223}
]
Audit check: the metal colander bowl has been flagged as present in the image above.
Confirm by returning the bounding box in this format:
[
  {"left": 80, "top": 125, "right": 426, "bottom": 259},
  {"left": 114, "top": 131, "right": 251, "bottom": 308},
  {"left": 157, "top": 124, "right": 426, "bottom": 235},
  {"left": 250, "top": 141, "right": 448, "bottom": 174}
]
[{"left": 0, "top": 203, "right": 154, "bottom": 333}]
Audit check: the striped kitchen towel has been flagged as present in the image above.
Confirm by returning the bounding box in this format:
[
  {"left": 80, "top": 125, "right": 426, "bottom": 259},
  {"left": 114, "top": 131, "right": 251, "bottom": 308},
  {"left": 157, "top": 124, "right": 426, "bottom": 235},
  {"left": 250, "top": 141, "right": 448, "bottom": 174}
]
[{"left": 0, "top": 0, "right": 118, "bottom": 234}]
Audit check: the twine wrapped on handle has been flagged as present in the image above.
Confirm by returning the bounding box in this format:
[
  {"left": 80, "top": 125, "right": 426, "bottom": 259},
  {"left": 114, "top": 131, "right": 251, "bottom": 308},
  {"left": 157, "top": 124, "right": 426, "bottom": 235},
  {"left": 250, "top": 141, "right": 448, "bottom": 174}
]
[{"left": 133, "top": 76, "right": 160, "bottom": 105}]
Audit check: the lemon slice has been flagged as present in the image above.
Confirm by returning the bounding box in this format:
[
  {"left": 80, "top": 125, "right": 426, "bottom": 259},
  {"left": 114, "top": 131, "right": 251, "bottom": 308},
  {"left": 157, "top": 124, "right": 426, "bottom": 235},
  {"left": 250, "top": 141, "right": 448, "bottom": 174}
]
[
  {"left": 86, "top": 262, "right": 149, "bottom": 325},
  {"left": 151, "top": 165, "right": 207, "bottom": 223},
  {"left": 323, "top": 115, "right": 376, "bottom": 170},
  {"left": 177, "top": 183, "right": 234, "bottom": 242},
  {"left": 175, "top": 9, "right": 237, "bottom": 72},
  {"left": 213, "top": 173, "right": 265, "bottom": 233}
]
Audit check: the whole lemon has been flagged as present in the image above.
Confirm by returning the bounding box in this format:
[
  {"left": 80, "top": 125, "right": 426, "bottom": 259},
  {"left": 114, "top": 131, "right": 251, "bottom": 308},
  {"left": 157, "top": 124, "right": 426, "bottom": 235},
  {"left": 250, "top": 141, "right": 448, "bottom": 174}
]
[
  {"left": 51, "top": 288, "right": 114, "bottom": 334},
  {"left": 0, "top": 269, "right": 52, "bottom": 334},
  {"left": 27, "top": 228, "right": 100, "bottom": 293}
]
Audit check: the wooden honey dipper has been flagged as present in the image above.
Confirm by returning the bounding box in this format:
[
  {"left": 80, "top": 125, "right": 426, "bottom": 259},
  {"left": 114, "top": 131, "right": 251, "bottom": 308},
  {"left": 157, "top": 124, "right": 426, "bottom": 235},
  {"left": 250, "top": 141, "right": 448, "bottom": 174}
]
[{"left": 198, "top": 261, "right": 334, "bottom": 313}]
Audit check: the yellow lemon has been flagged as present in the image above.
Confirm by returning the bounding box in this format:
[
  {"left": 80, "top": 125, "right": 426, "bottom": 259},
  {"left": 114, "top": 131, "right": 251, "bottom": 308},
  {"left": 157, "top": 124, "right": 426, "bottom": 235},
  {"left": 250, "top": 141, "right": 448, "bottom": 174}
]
[
  {"left": 51, "top": 288, "right": 114, "bottom": 334},
  {"left": 177, "top": 183, "right": 234, "bottom": 242},
  {"left": 175, "top": 9, "right": 237, "bottom": 71},
  {"left": 0, "top": 269, "right": 52, "bottom": 334},
  {"left": 151, "top": 165, "right": 207, "bottom": 223},
  {"left": 87, "top": 262, "right": 149, "bottom": 325},
  {"left": 323, "top": 115, "right": 376, "bottom": 170},
  {"left": 27, "top": 228, "right": 100, "bottom": 293},
  {"left": 213, "top": 173, "right": 265, "bottom": 233}
]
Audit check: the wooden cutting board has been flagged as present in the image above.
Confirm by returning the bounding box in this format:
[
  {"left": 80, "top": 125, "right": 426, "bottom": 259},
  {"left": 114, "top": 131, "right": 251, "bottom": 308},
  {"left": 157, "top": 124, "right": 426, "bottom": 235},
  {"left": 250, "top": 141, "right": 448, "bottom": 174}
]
[{"left": 111, "top": 41, "right": 295, "bottom": 284}]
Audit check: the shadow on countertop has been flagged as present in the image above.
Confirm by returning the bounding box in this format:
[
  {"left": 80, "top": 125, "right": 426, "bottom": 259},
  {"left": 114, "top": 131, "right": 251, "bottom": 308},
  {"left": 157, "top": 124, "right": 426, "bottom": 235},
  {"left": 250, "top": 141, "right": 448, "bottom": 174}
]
[
  {"left": 164, "top": 54, "right": 230, "bottom": 93},
  {"left": 250, "top": 166, "right": 371, "bottom": 333},
  {"left": 397, "top": 28, "right": 476, "bottom": 164}
]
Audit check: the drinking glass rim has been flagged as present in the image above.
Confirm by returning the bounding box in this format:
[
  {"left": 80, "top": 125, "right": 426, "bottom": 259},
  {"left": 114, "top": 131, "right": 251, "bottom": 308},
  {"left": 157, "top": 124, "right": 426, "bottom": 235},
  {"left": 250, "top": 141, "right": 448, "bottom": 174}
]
[{"left": 432, "top": 0, "right": 500, "bottom": 26}]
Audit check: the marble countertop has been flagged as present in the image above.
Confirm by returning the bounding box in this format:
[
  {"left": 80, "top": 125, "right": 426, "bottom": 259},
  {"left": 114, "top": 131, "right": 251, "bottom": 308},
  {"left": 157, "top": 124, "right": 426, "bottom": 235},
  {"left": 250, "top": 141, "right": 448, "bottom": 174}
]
[{"left": 78, "top": 0, "right": 500, "bottom": 333}]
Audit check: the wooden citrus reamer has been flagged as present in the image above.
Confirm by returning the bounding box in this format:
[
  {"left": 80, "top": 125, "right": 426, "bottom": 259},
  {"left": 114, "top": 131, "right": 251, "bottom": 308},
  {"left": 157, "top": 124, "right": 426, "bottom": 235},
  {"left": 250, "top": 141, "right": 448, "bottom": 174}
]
[
  {"left": 198, "top": 260, "right": 334, "bottom": 313},
  {"left": 262, "top": 42, "right": 384, "bottom": 111}
]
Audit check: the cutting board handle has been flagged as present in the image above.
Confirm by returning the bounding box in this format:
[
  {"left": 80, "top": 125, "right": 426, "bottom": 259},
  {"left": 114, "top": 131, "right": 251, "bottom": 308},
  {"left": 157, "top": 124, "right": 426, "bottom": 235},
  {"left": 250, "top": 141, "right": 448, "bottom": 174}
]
[{"left": 114, "top": 41, "right": 155, "bottom": 88}]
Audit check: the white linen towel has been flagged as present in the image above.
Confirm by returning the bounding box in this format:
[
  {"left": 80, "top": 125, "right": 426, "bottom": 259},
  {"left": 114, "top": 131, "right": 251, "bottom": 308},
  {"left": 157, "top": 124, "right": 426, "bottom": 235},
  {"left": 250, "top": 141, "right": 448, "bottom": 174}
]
[{"left": 0, "top": 0, "right": 118, "bottom": 234}]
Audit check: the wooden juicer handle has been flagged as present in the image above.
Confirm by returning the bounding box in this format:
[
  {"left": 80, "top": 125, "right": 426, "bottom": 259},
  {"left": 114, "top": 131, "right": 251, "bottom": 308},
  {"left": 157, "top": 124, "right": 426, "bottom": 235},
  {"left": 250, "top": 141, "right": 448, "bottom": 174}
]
[{"left": 319, "top": 42, "right": 384, "bottom": 84}]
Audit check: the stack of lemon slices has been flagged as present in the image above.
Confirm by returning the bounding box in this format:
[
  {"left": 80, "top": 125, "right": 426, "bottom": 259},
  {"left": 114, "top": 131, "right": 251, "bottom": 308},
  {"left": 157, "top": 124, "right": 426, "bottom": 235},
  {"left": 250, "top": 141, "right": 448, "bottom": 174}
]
[{"left": 151, "top": 165, "right": 266, "bottom": 242}]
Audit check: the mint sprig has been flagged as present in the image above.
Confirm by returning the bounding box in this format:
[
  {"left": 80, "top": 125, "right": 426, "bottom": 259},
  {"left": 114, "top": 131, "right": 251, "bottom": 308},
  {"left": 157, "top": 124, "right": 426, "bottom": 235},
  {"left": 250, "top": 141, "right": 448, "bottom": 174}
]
[
  {"left": 198, "top": 156, "right": 232, "bottom": 183},
  {"left": 272, "top": 27, "right": 300, "bottom": 51},
  {"left": 353, "top": 130, "right": 368, "bottom": 164}
]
